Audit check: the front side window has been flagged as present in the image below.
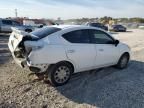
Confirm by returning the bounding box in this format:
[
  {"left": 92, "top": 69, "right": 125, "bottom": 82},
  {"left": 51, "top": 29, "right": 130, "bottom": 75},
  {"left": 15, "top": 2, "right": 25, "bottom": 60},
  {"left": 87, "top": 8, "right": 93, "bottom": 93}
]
[
  {"left": 62, "top": 30, "right": 90, "bottom": 43},
  {"left": 2, "top": 20, "right": 12, "bottom": 25},
  {"left": 89, "top": 30, "right": 114, "bottom": 44}
]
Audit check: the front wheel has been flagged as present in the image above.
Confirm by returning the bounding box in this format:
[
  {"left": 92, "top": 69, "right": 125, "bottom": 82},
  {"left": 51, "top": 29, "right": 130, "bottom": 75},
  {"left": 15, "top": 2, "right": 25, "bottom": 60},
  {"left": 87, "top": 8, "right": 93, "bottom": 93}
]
[
  {"left": 116, "top": 53, "right": 130, "bottom": 69},
  {"left": 47, "top": 62, "right": 73, "bottom": 86}
]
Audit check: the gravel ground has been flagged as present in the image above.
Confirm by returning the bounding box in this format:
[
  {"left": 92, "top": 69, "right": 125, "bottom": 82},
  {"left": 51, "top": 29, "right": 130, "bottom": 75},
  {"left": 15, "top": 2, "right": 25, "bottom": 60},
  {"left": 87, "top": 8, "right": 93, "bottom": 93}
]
[{"left": 0, "top": 29, "right": 144, "bottom": 108}]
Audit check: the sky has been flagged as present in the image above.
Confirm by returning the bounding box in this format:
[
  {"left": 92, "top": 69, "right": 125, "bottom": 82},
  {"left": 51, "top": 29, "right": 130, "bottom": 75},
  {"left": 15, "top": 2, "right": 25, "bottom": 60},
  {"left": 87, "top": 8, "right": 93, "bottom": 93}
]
[{"left": 0, "top": 0, "right": 144, "bottom": 19}]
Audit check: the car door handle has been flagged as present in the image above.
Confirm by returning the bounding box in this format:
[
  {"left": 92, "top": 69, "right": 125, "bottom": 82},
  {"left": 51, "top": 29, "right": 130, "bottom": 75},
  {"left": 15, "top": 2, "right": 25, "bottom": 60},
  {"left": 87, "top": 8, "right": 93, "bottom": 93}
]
[
  {"left": 99, "top": 49, "right": 104, "bottom": 52},
  {"left": 67, "top": 50, "right": 75, "bottom": 53}
]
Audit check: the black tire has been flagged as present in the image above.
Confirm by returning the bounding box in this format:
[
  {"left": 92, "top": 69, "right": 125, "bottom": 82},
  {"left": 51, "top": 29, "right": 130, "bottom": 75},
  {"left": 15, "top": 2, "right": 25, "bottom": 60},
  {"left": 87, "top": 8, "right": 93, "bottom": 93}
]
[
  {"left": 25, "top": 29, "right": 32, "bottom": 33},
  {"left": 116, "top": 53, "right": 129, "bottom": 69},
  {"left": 47, "top": 62, "right": 73, "bottom": 86}
]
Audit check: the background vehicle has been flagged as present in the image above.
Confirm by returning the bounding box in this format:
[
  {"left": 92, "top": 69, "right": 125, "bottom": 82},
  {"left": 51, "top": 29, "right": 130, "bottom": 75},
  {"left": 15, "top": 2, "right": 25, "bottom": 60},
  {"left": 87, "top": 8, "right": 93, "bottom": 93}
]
[
  {"left": 8, "top": 25, "right": 130, "bottom": 86},
  {"left": 0, "top": 18, "right": 34, "bottom": 33},
  {"left": 86, "top": 22, "right": 108, "bottom": 31},
  {"left": 111, "top": 24, "right": 127, "bottom": 32}
]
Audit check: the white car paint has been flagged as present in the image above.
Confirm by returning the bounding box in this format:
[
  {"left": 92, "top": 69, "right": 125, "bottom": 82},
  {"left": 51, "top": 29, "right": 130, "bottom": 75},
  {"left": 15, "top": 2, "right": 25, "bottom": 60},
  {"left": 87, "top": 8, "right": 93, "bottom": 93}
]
[{"left": 8, "top": 25, "right": 131, "bottom": 74}]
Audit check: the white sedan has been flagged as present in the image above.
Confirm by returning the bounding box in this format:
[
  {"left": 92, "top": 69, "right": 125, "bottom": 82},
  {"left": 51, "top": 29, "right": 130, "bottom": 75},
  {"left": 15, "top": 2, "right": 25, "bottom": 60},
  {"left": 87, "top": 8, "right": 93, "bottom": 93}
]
[{"left": 8, "top": 25, "right": 131, "bottom": 86}]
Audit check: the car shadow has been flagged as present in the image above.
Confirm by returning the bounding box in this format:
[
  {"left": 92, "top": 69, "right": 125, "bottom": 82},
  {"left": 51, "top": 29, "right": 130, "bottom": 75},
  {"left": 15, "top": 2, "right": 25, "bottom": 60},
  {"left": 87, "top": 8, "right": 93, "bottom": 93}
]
[
  {"left": 118, "top": 30, "right": 133, "bottom": 33},
  {"left": 126, "top": 30, "right": 133, "bottom": 33},
  {"left": 110, "top": 30, "right": 133, "bottom": 34},
  {"left": 56, "top": 60, "right": 144, "bottom": 108}
]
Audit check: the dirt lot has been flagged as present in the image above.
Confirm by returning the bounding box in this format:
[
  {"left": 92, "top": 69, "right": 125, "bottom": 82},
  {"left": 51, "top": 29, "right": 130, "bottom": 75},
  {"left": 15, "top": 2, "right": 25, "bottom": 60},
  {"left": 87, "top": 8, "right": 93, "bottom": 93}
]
[{"left": 0, "top": 29, "right": 144, "bottom": 108}]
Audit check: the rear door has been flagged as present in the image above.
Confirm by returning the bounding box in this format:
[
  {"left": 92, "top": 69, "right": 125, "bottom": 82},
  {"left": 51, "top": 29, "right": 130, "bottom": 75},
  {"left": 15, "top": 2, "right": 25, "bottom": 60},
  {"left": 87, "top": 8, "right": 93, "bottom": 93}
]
[
  {"left": 1, "top": 20, "right": 13, "bottom": 32},
  {"left": 89, "top": 29, "right": 119, "bottom": 67},
  {"left": 62, "top": 29, "right": 96, "bottom": 72}
]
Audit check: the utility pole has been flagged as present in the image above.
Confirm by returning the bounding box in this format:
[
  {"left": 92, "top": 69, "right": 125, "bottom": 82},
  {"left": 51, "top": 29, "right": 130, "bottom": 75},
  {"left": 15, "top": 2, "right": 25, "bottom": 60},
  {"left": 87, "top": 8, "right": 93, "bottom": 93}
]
[{"left": 15, "top": 9, "right": 18, "bottom": 18}]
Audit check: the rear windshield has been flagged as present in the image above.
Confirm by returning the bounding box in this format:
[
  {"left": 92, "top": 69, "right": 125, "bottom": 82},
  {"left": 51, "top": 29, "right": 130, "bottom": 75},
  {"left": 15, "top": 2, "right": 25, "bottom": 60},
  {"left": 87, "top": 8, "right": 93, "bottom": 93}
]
[{"left": 31, "top": 27, "right": 61, "bottom": 39}]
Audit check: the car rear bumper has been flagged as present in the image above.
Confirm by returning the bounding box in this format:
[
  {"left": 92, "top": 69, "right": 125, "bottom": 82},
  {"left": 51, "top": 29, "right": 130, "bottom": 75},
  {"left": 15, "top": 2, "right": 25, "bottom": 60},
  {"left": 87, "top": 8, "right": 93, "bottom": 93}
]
[
  {"left": 26, "top": 60, "right": 49, "bottom": 73},
  {"left": 11, "top": 56, "right": 49, "bottom": 73},
  {"left": 10, "top": 49, "right": 49, "bottom": 73}
]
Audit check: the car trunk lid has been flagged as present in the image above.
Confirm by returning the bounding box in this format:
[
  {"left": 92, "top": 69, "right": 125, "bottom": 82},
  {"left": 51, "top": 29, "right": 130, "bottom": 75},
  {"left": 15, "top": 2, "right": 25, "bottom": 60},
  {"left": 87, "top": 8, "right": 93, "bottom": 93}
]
[
  {"left": 9, "top": 29, "right": 24, "bottom": 51},
  {"left": 8, "top": 28, "right": 35, "bottom": 67}
]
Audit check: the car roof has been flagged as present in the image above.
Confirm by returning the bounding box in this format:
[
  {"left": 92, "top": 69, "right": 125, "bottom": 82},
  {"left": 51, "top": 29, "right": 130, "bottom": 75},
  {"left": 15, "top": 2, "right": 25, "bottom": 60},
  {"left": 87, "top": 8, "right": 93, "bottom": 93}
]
[
  {"left": 49, "top": 25, "right": 102, "bottom": 30},
  {"left": 53, "top": 25, "right": 86, "bottom": 29}
]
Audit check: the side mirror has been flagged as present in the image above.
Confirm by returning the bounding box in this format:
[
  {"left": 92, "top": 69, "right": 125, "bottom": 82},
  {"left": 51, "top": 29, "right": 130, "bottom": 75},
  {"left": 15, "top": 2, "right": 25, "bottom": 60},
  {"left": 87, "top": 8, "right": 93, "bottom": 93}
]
[{"left": 115, "top": 40, "right": 119, "bottom": 46}]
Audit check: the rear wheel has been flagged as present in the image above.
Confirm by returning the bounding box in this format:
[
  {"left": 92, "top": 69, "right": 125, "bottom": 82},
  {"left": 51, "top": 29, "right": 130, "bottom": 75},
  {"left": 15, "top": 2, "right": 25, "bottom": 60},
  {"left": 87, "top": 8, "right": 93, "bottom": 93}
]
[
  {"left": 116, "top": 53, "right": 129, "bottom": 69},
  {"left": 47, "top": 62, "right": 73, "bottom": 86}
]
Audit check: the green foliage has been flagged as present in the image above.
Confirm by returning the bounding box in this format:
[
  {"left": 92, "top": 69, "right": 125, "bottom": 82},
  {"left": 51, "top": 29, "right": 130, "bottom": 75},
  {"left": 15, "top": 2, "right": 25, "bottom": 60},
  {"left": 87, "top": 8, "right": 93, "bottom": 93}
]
[
  {"left": 100, "top": 16, "right": 113, "bottom": 24},
  {"left": 64, "top": 17, "right": 144, "bottom": 25},
  {"left": 129, "top": 18, "right": 144, "bottom": 23}
]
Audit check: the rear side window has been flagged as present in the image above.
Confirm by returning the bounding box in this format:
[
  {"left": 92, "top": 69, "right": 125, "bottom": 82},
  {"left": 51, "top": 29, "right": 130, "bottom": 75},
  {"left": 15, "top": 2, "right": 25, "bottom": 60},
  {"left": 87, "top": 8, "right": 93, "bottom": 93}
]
[
  {"left": 62, "top": 29, "right": 90, "bottom": 43},
  {"left": 2, "top": 20, "right": 12, "bottom": 25},
  {"left": 31, "top": 27, "right": 61, "bottom": 39}
]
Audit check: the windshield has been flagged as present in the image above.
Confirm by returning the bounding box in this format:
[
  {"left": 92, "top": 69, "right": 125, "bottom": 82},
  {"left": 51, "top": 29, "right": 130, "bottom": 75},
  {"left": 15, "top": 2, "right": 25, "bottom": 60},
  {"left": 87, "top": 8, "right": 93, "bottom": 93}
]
[{"left": 31, "top": 27, "right": 61, "bottom": 39}]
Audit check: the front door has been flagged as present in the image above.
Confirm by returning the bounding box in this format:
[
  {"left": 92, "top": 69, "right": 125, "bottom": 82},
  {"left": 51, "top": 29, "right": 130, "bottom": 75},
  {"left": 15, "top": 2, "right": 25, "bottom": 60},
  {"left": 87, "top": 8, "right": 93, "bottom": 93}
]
[{"left": 89, "top": 29, "right": 119, "bottom": 67}]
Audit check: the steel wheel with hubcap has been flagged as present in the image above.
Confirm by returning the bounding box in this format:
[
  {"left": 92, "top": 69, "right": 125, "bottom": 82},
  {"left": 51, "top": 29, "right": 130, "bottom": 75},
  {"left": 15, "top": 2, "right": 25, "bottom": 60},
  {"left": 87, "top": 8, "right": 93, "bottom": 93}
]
[{"left": 48, "top": 62, "right": 73, "bottom": 86}]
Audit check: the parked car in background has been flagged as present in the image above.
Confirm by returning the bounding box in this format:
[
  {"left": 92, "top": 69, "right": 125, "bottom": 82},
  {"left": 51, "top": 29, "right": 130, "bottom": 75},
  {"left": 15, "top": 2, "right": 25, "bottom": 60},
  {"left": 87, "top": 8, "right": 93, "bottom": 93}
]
[
  {"left": 0, "top": 18, "right": 34, "bottom": 33},
  {"left": 111, "top": 25, "right": 127, "bottom": 32},
  {"left": 86, "top": 22, "right": 108, "bottom": 31},
  {"left": 8, "top": 25, "right": 131, "bottom": 86}
]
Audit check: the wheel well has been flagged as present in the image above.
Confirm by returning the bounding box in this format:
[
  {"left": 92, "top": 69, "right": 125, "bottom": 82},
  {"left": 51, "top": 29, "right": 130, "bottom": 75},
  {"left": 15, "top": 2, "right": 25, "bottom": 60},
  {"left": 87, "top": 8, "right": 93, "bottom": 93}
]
[
  {"left": 59, "top": 61, "right": 75, "bottom": 73},
  {"left": 122, "top": 52, "right": 130, "bottom": 60},
  {"left": 48, "top": 61, "right": 75, "bottom": 73}
]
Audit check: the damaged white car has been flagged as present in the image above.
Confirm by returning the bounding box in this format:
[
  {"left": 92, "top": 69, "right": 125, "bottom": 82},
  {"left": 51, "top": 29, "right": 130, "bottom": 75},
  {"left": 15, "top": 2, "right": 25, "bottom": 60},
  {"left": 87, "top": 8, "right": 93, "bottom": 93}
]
[{"left": 8, "top": 25, "right": 131, "bottom": 86}]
